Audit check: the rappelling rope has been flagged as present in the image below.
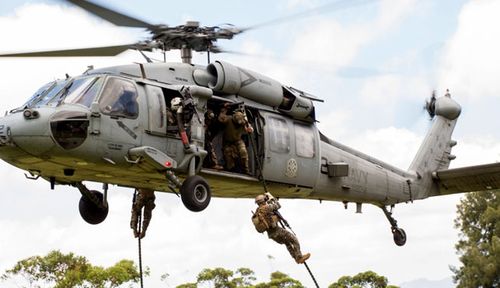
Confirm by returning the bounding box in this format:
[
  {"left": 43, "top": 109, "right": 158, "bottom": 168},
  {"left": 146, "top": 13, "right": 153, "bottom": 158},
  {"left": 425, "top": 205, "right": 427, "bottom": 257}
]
[
  {"left": 133, "top": 190, "right": 145, "bottom": 288},
  {"left": 304, "top": 261, "right": 320, "bottom": 288},
  {"left": 247, "top": 123, "right": 268, "bottom": 193},
  {"left": 248, "top": 122, "right": 320, "bottom": 287},
  {"left": 138, "top": 215, "right": 144, "bottom": 288}
]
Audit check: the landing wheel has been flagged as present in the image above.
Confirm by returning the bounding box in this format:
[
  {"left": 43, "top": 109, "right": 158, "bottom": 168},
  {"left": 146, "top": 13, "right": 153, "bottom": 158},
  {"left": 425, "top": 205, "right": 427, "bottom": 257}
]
[
  {"left": 79, "top": 190, "right": 109, "bottom": 225},
  {"left": 180, "top": 175, "right": 211, "bottom": 212},
  {"left": 392, "top": 227, "right": 407, "bottom": 246}
]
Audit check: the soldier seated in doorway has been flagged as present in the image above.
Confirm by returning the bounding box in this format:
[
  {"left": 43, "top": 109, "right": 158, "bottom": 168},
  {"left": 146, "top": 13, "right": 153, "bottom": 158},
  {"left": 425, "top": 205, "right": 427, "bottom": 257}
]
[
  {"left": 252, "top": 192, "right": 311, "bottom": 264},
  {"left": 218, "top": 103, "right": 253, "bottom": 174}
]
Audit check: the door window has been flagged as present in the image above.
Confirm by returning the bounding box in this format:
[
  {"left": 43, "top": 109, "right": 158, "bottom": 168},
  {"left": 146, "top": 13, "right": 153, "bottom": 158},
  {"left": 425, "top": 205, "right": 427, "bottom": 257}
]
[
  {"left": 268, "top": 117, "right": 289, "bottom": 153},
  {"left": 99, "top": 78, "right": 139, "bottom": 118},
  {"left": 295, "top": 123, "right": 315, "bottom": 158}
]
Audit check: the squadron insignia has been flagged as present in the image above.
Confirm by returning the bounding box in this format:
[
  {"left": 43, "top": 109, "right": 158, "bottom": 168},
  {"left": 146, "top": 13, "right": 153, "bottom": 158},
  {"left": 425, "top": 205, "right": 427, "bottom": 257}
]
[{"left": 285, "top": 158, "right": 298, "bottom": 178}]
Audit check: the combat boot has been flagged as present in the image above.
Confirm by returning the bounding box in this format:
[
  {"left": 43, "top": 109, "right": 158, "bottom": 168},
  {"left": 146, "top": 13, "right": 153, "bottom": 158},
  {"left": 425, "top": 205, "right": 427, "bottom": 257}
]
[
  {"left": 296, "top": 253, "right": 311, "bottom": 264},
  {"left": 212, "top": 164, "right": 224, "bottom": 170}
]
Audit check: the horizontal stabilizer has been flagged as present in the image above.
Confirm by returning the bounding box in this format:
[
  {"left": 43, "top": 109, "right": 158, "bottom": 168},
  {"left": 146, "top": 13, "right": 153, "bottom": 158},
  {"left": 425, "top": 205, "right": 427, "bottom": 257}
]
[{"left": 432, "top": 162, "right": 500, "bottom": 195}]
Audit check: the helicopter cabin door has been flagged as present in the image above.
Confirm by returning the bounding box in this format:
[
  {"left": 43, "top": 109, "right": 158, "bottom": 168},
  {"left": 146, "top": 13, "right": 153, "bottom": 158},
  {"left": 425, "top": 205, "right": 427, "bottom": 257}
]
[
  {"left": 93, "top": 76, "right": 142, "bottom": 164},
  {"left": 261, "top": 112, "right": 319, "bottom": 189}
]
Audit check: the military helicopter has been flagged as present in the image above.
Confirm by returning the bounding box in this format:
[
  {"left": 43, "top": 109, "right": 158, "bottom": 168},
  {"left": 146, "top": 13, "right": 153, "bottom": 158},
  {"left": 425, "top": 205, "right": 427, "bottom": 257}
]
[{"left": 0, "top": 0, "right": 499, "bottom": 247}]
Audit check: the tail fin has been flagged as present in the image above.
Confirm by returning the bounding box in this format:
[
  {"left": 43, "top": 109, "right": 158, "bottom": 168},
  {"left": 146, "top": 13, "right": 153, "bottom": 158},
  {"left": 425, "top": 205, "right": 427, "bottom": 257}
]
[{"left": 408, "top": 93, "right": 461, "bottom": 199}]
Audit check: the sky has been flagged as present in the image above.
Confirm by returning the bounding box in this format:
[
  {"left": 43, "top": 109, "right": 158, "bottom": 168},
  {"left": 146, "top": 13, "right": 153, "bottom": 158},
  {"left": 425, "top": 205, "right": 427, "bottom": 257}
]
[{"left": 0, "top": 0, "right": 499, "bottom": 287}]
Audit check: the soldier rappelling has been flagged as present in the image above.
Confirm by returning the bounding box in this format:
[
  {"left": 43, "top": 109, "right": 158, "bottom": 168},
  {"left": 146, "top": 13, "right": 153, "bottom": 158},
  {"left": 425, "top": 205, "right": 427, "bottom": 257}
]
[
  {"left": 252, "top": 192, "right": 311, "bottom": 264},
  {"left": 130, "top": 188, "right": 156, "bottom": 239}
]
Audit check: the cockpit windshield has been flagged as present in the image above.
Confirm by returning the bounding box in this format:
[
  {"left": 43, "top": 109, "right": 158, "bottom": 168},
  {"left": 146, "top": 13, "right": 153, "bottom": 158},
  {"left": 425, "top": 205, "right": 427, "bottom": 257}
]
[
  {"left": 18, "top": 79, "right": 67, "bottom": 110},
  {"left": 63, "top": 77, "right": 104, "bottom": 108},
  {"left": 18, "top": 76, "right": 103, "bottom": 110}
]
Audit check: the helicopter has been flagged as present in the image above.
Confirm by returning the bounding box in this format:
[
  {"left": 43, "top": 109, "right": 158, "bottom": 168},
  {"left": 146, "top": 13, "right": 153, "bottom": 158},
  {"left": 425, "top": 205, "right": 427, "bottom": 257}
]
[{"left": 0, "top": 0, "right": 498, "bottom": 248}]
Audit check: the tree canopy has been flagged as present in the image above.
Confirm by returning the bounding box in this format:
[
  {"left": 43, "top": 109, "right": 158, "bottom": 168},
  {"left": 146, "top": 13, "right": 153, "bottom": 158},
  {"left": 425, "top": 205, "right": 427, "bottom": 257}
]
[
  {"left": 1, "top": 250, "right": 143, "bottom": 288},
  {"left": 175, "top": 267, "right": 401, "bottom": 288},
  {"left": 328, "top": 271, "right": 399, "bottom": 288},
  {"left": 2, "top": 252, "right": 403, "bottom": 288},
  {"left": 452, "top": 191, "right": 499, "bottom": 288},
  {"left": 175, "top": 267, "right": 303, "bottom": 288}
]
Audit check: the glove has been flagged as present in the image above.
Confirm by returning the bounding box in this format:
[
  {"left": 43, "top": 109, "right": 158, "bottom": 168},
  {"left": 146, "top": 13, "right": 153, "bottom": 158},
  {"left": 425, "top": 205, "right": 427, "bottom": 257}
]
[{"left": 265, "top": 192, "right": 274, "bottom": 200}]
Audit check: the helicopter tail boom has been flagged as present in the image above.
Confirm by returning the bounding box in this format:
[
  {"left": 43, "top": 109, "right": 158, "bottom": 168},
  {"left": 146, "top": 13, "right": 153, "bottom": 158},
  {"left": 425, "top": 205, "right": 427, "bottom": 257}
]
[{"left": 407, "top": 93, "right": 461, "bottom": 199}]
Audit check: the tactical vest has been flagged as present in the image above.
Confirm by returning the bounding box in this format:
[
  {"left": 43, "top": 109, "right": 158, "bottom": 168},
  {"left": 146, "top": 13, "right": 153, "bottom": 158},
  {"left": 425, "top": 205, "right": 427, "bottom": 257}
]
[{"left": 252, "top": 207, "right": 278, "bottom": 233}]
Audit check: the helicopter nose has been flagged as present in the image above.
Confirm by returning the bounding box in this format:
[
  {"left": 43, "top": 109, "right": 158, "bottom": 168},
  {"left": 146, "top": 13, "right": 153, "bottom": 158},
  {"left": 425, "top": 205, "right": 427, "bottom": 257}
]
[{"left": 4, "top": 108, "right": 57, "bottom": 156}]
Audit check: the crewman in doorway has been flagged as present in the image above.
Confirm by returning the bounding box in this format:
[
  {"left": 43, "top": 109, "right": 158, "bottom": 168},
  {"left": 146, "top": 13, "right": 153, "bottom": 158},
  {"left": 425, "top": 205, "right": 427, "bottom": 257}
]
[
  {"left": 130, "top": 188, "right": 156, "bottom": 239},
  {"left": 204, "top": 109, "right": 223, "bottom": 170},
  {"left": 218, "top": 103, "right": 253, "bottom": 174},
  {"left": 252, "top": 192, "right": 311, "bottom": 264}
]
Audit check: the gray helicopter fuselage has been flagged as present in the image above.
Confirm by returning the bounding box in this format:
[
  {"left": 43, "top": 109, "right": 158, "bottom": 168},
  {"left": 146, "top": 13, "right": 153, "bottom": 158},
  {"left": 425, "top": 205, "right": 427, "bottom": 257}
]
[{"left": 0, "top": 61, "right": 455, "bottom": 207}]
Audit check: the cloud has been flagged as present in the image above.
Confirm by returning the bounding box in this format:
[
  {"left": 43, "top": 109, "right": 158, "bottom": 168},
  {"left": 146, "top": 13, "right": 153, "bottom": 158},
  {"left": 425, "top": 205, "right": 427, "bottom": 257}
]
[
  {"left": 438, "top": 0, "right": 500, "bottom": 100},
  {"left": 286, "top": 0, "right": 417, "bottom": 68}
]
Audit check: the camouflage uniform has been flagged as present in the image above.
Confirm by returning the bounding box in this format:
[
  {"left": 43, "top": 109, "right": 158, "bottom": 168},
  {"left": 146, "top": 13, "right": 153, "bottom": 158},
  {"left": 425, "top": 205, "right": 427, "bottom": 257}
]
[
  {"left": 204, "top": 109, "right": 222, "bottom": 169},
  {"left": 254, "top": 199, "right": 305, "bottom": 263},
  {"left": 130, "top": 188, "right": 156, "bottom": 239},
  {"left": 218, "top": 107, "right": 253, "bottom": 174}
]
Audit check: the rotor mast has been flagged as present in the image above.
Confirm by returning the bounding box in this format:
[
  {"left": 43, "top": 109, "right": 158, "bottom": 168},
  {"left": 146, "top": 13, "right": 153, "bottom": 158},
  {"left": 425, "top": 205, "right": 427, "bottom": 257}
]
[
  {"left": 181, "top": 46, "right": 193, "bottom": 64},
  {"left": 179, "top": 21, "right": 199, "bottom": 64}
]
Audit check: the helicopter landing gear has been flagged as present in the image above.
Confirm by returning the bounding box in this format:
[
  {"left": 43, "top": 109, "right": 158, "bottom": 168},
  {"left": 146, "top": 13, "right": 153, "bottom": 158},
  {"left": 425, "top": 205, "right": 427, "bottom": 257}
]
[
  {"left": 381, "top": 205, "right": 407, "bottom": 246},
  {"left": 75, "top": 182, "right": 109, "bottom": 225},
  {"left": 180, "top": 175, "right": 211, "bottom": 212}
]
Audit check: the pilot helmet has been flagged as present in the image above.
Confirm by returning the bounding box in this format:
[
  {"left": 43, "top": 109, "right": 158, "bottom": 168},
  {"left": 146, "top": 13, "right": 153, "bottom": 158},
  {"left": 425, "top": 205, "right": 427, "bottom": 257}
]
[
  {"left": 255, "top": 194, "right": 266, "bottom": 205},
  {"left": 233, "top": 111, "right": 245, "bottom": 125},
  {"left": 171, "top": 97, "right": 182, "bottom": 110}
]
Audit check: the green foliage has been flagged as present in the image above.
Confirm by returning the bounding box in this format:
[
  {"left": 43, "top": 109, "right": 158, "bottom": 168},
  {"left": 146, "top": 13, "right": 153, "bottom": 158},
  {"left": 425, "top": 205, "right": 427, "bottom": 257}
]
[
  {"left": 254, "top": 271, "right": 304, "bottom": 288},
  {"left": 176, "top": 267, "right": 302, "bottom": 288},
  {"left": 196, "top": 267, "right": 238, "bottom": 288},
  {"left": 193, "top": 267, "right": 257, "bottom": 288},
  {"left": 178, "top": 268, "right": 398, "bottom": 288},
  {"left": 1, "top": 250, "right": 141, "bottom": 288},
  {"left": 328, "top": 271, "right": 399, "bottom": 288},
  {"left": 452, "top": 191, "right": 500, "bottom": 288}
]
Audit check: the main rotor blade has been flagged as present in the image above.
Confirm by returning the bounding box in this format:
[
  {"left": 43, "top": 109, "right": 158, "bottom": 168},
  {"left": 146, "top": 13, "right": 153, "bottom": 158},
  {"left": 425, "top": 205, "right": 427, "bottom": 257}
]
[
  {"left": 0, "top": 45, "right": 132, "bottom": 57},
  {"left": 64, "top": 0, "right": 153, "bottom": 28},
  {"left": 242, "top": 0, "right": 378, "bottom": 32}
]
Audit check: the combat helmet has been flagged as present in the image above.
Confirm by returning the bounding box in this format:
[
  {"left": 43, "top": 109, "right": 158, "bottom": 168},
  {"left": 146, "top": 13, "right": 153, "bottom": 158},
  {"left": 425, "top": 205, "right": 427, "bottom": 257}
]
[
  {"left": 255, "top": 194, "right": 266, "bottom": 205},
  {"left": 171, "top": 97, "right": 182, "bottom": 110}
]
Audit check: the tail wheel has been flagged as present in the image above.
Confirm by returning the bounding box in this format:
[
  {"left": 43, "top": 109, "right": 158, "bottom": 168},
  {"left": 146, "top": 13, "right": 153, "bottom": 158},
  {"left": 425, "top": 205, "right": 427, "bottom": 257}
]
[
  {"left": 180, "top": 175, "right": 211, "bottom": 212},
  {"left": 79, "top": 190, "right": 109, "bottom": 225},
  {"left": 392, "top": 228, "right": 407, "bottom": 246}
]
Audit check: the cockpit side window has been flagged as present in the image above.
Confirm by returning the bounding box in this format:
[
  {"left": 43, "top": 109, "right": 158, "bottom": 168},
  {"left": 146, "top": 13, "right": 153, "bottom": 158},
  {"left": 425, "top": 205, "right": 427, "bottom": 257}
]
[{"left": 99, "top": 78, "right": 139, "bottom": 119}]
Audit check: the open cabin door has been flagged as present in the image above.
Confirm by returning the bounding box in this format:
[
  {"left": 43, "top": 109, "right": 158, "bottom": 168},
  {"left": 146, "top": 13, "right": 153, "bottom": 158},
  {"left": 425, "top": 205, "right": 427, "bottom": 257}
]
[{"left": 261, "top": 111, "right": 319, "bottom": 189}]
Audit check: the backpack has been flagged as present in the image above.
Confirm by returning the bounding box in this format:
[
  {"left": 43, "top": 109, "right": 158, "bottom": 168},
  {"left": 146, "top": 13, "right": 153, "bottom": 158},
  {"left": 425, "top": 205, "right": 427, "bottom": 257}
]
[{"left": 252, "top": 207, "right": 278, "bottom": 233}]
